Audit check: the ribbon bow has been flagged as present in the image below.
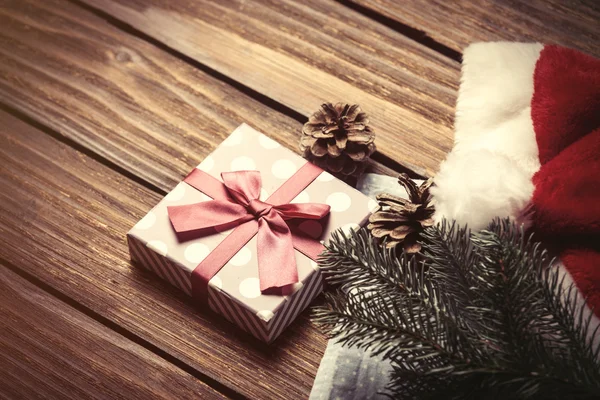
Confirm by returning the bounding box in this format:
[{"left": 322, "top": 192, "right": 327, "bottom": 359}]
[{"left": 167, "top": 169, "right": 330, "bottom": 294}]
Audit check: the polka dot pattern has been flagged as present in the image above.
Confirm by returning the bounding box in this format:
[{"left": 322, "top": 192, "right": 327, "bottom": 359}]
[
  {"left": 129, "top": 124, "right": 375, "bottom": 327},
  {"left": 260, "top": 188, "right": 269, "bottom": 201},
  {"left": 326, "top": 192, "right": 352, "bottom": 212},
  {"left": 290, "top": 190, "right": 309, "bottom": 204},
  {"left": 198, "top": 155, "right": 215, "bottom": 172},
  {"left": 317, "top": 171, "right": 334, "bottom": 182},
  {"left": 272, "top": 159, "right": 296, "bottom": 179},
  {"left": 239, "top": 278, "right": 261, "bottom": 299},
  {"left": 298, "top": 220, "right": 323, "bottom": 238},
  {"left": 196, "top": 192, "right": 212, "bottom": 202},
  {"left": 147, "top": 240, "right": 168, "bottom": 256},
  {"left": 256, "top": 310, "right": 275, "bottom": 322},
  {"left": 230, "top": 156, "right": 256, "bottom": 171},
  {"left": 135, "top": 211, "right": 156, "bottom": 230},
  {"left": 258, "top": 134, "right": 280, "bottom": 149},
  {"left": 184, "top": 243, "right": 210, "bottom": 264},
  {"left": 164, "top": 183, "right": 186, "bottom": 202},
  {"left": 209, "top": 276, "right": 222, "bottom": 289},
  {"left": 229, "top": 246, "right": 252, "bottom": 266},
  {"left": 222, "top": 128, "right": 243, "bottom": 146}
]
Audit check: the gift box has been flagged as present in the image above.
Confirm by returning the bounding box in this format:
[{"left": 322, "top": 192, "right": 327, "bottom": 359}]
[{"left": 127, "top": 124, "right": 376, "bottom": 342}]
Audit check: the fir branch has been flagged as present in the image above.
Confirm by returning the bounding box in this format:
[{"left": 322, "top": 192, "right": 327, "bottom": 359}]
[
  {"left": 313, "top": 290, "right": 457, "bottom": 366},
  {"left": 420, "top": 221, "right": 490, "bottom": 364},
  {"left": 480, "top": 219, "right": 600, "bottom": 389},
  {"left": 473, "top": 219, "right": 553, "bottom": 370},
  {"left": 313, "top": 218, "right": 600, "bottom": 399},
  {"left": 318, "top": 228, "right": 410, "bottom": 299},
  {"left": 540, "top": 265, "right": 600, "bottom": 387},
  {"left": 317, "top": 228, "right": 477, "bottom": 362}
]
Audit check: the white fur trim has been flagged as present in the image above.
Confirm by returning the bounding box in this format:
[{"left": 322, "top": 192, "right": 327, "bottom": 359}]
[{"left": 432, "top": 42, "right": 544, "bottom": 230}]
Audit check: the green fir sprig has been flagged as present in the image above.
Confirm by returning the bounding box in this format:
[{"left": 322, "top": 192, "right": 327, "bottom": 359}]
[{"left": 312, "top": 219, "right": 600, "bottom": 399}]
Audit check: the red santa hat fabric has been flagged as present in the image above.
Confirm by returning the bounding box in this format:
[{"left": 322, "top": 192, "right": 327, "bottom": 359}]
[{"left": 432, "top": 43, "right": 600, "bottom": 319}]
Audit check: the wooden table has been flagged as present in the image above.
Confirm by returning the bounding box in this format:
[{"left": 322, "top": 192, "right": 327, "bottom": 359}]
[{"left": 0, "top": 0, "right": 597, "bottom": 398}]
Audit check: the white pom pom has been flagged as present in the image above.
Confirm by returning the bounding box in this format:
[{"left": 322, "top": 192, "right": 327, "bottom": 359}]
[{"left": 431, "top": 150, "right": 534, "bottom": 231}]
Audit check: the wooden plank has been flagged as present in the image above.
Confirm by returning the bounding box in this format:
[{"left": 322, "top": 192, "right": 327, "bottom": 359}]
[
  {"left": 0, "top": 0, "right": 398, "bottom": 196},
  {"left": 0, "top": 109, "right": 327, "bottom": 399},
  {"left": 79, "top": 0, "right": 460, "bottom": 176},
  {"left": 0, "top": 265, "right": 225, "bottom": 400},
  {"left": 350, "top": 0, "right": 600, "bottom": 57}
]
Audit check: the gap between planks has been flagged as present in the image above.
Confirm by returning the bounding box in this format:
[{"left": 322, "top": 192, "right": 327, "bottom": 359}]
[
  {"left": 0, "top": 261, "right": 229, "bottom": 400},
  {"left": 68, "top": 0, "right": 310, "bottom": 126},
  {"left": 0, "top": 107, "right": 327, "bottom": 399},
  {"left": 350, "top": 0, "right": 600, "bottom": 57},
  {"left": 0, "top": 103, "right": 168, "bottom": 196},
  {"left": 74, "top": 0, "right": 460, "bottom": 177},
  {"left": 0, "top": 0, "right": 464, "bottom": 396},
  {"left": 0, "top": 0, "right": 403, "bottom": 200},
  {"left": 335, "top": 0, "right": 462, "bottom": 62},
  {"left": 69, "top": 0, "right": 436, "bottom": 178}
]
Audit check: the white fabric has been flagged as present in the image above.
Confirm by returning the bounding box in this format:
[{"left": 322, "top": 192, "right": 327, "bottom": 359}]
[
  {"left": 432, "top": 42, "right": 543, "bottom": 230},
  {"left": 431, "top": 41, "right": 600, "bottom": 345},
  {"left": 553, "top": 262, "right": 600, "bottom": 352}
]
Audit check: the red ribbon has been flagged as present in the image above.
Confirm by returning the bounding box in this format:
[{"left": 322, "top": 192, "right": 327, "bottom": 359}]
[{"left": 167, "top": 162, "right": 330, "bottom": 302}]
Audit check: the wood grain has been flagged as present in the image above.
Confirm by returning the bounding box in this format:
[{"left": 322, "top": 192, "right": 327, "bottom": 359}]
[
  {"left": 0, "top": 265, "right": 224, "bottom": 400},
  {"left": 0, "top": 109, "right": 328, "bottom": 399},
  {"left": 80, "top": 0, "right": 461, "bottom": 176},
  {"left": 351, "top": 0, "right": 600, "bottom": 57},
  {"left": 0, "top": 0, "right": 398, "bottom": 196}
]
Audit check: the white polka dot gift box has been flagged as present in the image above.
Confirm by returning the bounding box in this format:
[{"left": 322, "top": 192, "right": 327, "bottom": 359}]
[{"left": 127, "top": 124, "right": 376, "bottom": 343}]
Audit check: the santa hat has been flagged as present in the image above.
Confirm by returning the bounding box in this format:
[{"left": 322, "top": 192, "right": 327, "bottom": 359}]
[{"left": 432, "top": 43, "right": 600, "bottom": 319}]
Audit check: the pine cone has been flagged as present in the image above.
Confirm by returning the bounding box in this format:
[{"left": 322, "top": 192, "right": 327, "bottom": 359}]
[
  {"left": 367, "top": 174, "right": 435, "bottom": 254},
  {"left": 300, "top": 103, "right": 376, "bottom": 177}
]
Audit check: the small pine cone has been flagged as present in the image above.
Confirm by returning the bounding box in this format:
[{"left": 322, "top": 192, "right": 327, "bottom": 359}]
[
  {"left": 300, "top": 103, "right": 376, "bottom": 177},
  {"left": 367, "top": 174, "right": 435, "bottom": 254}
]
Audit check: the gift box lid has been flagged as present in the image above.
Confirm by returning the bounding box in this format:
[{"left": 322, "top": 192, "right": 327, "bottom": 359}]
[{"left": 128, "top": 124, "right": 378, "bottom": 318}]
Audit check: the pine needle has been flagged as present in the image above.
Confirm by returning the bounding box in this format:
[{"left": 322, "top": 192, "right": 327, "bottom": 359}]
[{"left": 312, "top": 218, "right": 600, "bottom": 399}]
